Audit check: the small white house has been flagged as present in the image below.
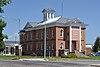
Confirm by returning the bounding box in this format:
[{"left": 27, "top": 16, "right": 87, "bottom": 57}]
[{"left": 0, "top": 41, "right": 22, "bottom": 56}]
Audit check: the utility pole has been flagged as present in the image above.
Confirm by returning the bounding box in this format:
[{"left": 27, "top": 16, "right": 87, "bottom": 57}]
[
  {"left": 61, "top": 0, "right": 64, "bottom": 16},
  {"left": 44, "top": 21, "right": 46, "bottom": 59},
  {"left": 17, "top": 19, "right": 22, "bottom": 56}
]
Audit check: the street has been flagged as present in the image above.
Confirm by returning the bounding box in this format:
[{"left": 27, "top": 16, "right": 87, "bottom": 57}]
[{"left": 0, "top": 60, "right": 100, "bottom": 67}]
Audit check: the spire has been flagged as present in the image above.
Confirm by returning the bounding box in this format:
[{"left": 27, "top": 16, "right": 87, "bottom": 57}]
[{"left": 42, "top": 8, "right": 55, "bottom": 21}]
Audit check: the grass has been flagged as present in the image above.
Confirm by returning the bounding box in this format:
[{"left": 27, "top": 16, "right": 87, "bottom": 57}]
[
  {"left": 87, "top": 56, "right": 100, "bottom": 60},
  {"left": 31, "top": 56, "right": 100, "bottom": 60},
  {"left": 0, "top": 55, "right": 100, "bottom": 60},
  {"left": 45, "top": 56, "right": 100, "bottom": 61},
  {"left": 0, "top": 56, "right": 32, "bottom": 60}
]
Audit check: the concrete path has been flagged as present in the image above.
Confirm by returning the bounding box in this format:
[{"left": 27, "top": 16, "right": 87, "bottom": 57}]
[{"left": 19, "top": 58, "right": 48, "bottom": 61}]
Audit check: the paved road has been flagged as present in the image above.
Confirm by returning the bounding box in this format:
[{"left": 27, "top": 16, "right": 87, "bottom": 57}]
[{"left": 0, "top": 60, "right": 99, "bottom": 67}]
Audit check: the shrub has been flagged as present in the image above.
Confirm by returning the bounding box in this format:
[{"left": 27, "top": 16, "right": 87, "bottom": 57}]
[{"left": 66, "top": 53, "right": 77, "bottom": 58}]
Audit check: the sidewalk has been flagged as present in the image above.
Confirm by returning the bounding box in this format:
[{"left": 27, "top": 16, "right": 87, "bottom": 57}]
[
  {"left": 19, "top": 58, "right": 48, "bottom": 61},
  {"left": 91, "top": 64, "right": 100, "bottom": 66}
]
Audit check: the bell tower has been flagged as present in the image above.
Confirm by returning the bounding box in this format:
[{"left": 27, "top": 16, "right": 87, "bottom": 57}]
[{"left": 42, "top": 8, "right": 55, "bottom": 21}]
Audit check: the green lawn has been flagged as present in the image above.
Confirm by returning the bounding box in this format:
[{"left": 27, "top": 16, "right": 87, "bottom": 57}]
[
  {"left": 0, "top": 56, "right": 32, "bottom": 60},
  {"left": 88, "top": 56, "right": 100, "bottom": 60},
  {"left": 0, "top": 55, "right": 100, "bottom": 60}
]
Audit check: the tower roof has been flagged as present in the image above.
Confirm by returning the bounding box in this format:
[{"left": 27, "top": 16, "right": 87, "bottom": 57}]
[{"left": 42, "top": 8, "right": 55, "bottom": 13}]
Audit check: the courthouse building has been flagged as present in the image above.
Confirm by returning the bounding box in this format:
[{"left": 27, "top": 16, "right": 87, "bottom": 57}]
[{"left": 20, "top": 8, "right": 87, "bottom": 56}]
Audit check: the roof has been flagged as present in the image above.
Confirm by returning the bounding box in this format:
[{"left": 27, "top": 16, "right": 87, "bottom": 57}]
[
  {"left": 4, "top": 41, "right": 19, "bottom": 47},
  {"left": 24, "top": 22, "right": 38, "bottom": 29},
  {"left": 42, "top": 8, "right": 55, "bottom": 13},
  {"left": 86, "top": 44, "right": 93, "bottom": 48},
  {"left": 4, "top": 41, "right": 19, "bottom": 44},
  {"left": 23, "top": 16, "right": 87, "bottom": 30}
]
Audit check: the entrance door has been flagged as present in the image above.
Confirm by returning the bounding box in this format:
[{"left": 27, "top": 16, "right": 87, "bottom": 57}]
[
  {"left": 11, "top": 47, "right": 14, "bottom": 55},
  {"left": 72, "top": 41, "right": 76, "bottom": 52}
]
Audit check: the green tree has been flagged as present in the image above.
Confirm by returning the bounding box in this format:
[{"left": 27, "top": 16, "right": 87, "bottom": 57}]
[
  {"left": 93, "top": 37, "right": 100, "bottom": 52},
  {"left": 0, "top": 0, "right": 11, "bottom": 53}
]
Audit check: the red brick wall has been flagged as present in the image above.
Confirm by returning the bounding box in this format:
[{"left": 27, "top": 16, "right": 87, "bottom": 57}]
[{"left": 20, "top": 26, "right": 86, "bottom": 56}]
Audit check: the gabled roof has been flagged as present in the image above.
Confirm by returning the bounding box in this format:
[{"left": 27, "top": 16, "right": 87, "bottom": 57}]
[
  {"left": 56, "top": 16, "right": 69, "bottom": 23},
  {"left": 24, "top": 22, "right": 38, "bottom": 29}
]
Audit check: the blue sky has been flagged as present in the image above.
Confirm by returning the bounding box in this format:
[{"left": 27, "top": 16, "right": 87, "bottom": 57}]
[{"left": 2, "top": 0, "right": 100, "bottom": 44}]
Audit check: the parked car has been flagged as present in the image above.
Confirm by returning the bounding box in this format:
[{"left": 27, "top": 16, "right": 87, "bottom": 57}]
[
  {"left": 94, "top": 52, "right": 100, "bottom": 56},
  {"left": 31, "top": 52, "right": 37, "bottom": 57},
  {"left": 90, "top": 53, "right": 95, "bottom": 56}
]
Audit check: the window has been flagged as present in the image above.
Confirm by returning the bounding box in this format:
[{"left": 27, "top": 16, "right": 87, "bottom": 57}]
[
  {"left": 36, "top": 32, "right": 38, "bottom": 39},
  {"left": 26, "top": 44, "right": 28, "bottom": 51},
  {"left": 52, "top": 30, "right": 54, "bottom": 38},
  {"left": 36, "top": 42, "right": 38, "bottom": 50},
  {"left": 60, "top": 43, "right": 64, "bottom": 49},
  {"left": 30, "top": 32, "right": 32, "bottom": 40},
  {"left": 51, "top": 13, "right": 54, "bottom": 18},
  {"left": 52, "top": 42, "right": 55, "bottom": 50},
  {"left": 46, "top": 30, "right": 48, "bottom": 38},
  {"left": 41, "top": 31, "right": 43, "bottom": 39},
  {"left": 27, "top": 33, "right": 28, "bottom": 40},
  {"left": 5, "top": 47, "right": 9, "bottom": 54},
  {"left": 30, "top": 44, "right": 33, "bottom": 50},
  {"left": 41, "top": 43, "right": 43, "bottom": 50},
  {"left": 26, "top": 32, "right": 32, "bottom": 40},
  {"left": 60, "top": 30, "right": 64, "bottom": 37}
]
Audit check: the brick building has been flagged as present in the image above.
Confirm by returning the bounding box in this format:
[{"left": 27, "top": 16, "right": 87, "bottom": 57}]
[
  {"left": 20, "top": 8, "right": 87, "bottom": 56},
  {"left": 86, "top": 44, "right": 93, "bottom": 55}
]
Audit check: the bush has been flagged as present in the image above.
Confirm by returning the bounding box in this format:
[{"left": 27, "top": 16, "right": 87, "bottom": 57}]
[{"left": 66, "top": 53, "right": 77, "bottom": 58}]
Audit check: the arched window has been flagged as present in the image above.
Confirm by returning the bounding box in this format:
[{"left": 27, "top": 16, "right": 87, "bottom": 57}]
[
  {"left": 60, "top": 30, "right": 64, "bottom": 37},
  {"left": 60, "top": 43, "right": 64, "bottom": 49}
]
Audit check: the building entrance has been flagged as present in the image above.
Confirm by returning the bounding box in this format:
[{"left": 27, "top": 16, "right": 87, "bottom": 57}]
[{"left": 72, "top": 41, "right": 76, "bottom": 52}]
